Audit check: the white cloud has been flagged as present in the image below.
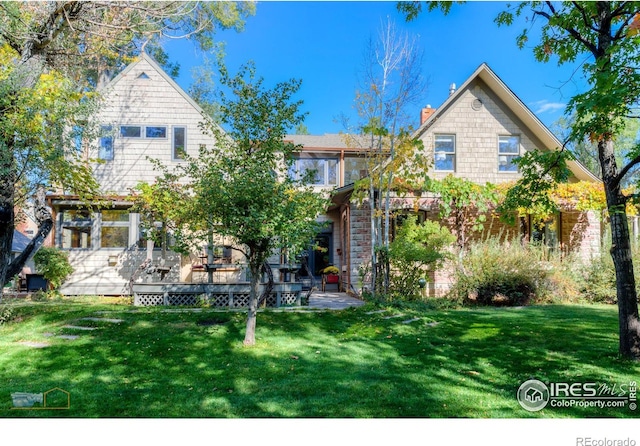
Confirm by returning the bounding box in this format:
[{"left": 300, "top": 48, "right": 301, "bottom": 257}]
[{"left": 531, "top": 100, "right": 566, "bottom": 114}]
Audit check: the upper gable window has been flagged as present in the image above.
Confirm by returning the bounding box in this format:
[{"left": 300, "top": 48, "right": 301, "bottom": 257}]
[
  {"left": 145, "top": 126, "right": 167, "bottom": 138},
  {"left": 120, "top": 125, "right": 142, "bottom": 138},
  {"left": 99, "top": 126, "right": 114, "bottom": 161},
  {"left": 434, "top": 134, "right": 455, "bottom": 172},
  {"left": 173, "top": 126, "right": 186, "bottom": 160},
  {"left": 498, "top": 135, "right": 520, "bottom": 172},
  {"left": 120, "top": 125, "right": 168, "bottom": 139}
]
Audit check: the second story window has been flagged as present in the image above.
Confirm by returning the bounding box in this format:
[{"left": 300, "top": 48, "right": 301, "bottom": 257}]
[
  {"left": 290, "top": 158, "right": 338, "bottom": 187},
  {"left": 99, "top": 126, "right": 114, "bottom": 161},
  {"left": 498, "top": 135, "right": 520, "bottom": 172},
  {"left": 145, "top": 126, "right": 167, "bottom": 138},
  {"left": 344, "top": 156, "right": 368, "bottom": 185},
  {"left": 434, "top": 134, "right": 455, "bottom": 172},
  {"left": 173, "top": 126, "right": 186, "bottom": 160},
  {"left": 120, "top": 125, "right": 142, "bottom": 138}
]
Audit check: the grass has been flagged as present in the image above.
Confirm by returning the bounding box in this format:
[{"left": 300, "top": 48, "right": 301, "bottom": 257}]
[{"left": 0, "top": 296, "right": 638, "bottom": 418}]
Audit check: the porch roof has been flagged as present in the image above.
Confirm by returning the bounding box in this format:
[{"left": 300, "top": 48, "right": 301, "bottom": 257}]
[{"left": 12, "top": 230, "right": 31, "bottom": 253}]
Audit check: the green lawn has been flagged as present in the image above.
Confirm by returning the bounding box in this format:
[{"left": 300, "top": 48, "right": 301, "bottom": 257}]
[{"left": 0, "top": 297, "right": 638, "bottom": 418}]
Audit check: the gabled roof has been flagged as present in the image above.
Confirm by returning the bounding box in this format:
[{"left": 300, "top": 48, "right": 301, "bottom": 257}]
[
  {"left": 98, "top": 51, "right": 228, "bottom": 144},
  {"left": 285, "top": 133, "right": 372, "bottom": 152},
  {"left": 12, "top": 230, "right": 31, "bottom": 253},
  {"left": 99, "top": 52, "right": 209, "bottom": 118},
  {"left": 415, "top": 63, "right": 599, "bottom": 183}
]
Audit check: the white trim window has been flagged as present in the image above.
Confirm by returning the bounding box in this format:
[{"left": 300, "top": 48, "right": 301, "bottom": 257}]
[
  {"left": 173, "top": 126, "right": 187, "bottom": 160},
  {"left": 290, "top": 157, "right": 338, "bottom": 186},
  {"left": 120, "top": 125, "right": 142, "bottom": 138},
  {"left": 60, "top": 209, "right": 93, "bottom": 249},
  {"left": 99, "top": 126, "right": 114, "bottom": 161},
  {"left": 344, "top": 156, "right": 368, "bottom": 185},
  {"left": 498, "top": 135, "right": 520, "bottom": 172},
  {"left": 434, "top": 134, "right": 456, "bottom": 172},
  {"left": 145, "top": 126, "right": 167, "bottom": 138},
  {"left": 100, "top": 210, "right": 130, "bottom": 248},
  {"left": 119, "top": 125, "right": 168, "bottom": 139}
]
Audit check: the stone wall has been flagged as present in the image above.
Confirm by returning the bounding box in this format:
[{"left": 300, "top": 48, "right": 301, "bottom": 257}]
[
  {"left": 348, "top": 203, "right": 372, "bottom": 292},
  {"left": 561, "top": 211, "right": 602, "bottom": 261}
]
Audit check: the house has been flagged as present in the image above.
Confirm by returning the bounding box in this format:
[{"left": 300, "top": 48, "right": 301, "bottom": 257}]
[
  {"left": 47, "top": 54, "right": 606, "bottom": 298},
  {"left": 288, "top": 63, "right": 604, "bottom": 296},
  {"left": 48, "top": 52, "right": 226, "bottom": 295},
  {"left": 283, "top": 134, "right": 369, "bottom": 289}
]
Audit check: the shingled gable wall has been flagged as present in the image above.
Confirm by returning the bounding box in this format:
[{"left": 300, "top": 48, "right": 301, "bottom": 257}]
[
  {"left": 340, "top": 64, "right": 605, "bottom": 296},
  {"left": 92, "top": 53, "right": 217, "bottom": 195},
  {"left": 54, "top": 53, "right": 220, "bottom": 295}
]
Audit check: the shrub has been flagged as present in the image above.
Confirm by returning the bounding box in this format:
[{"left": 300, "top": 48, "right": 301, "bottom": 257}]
[
  {"left": 0, "top": 305, "right": 15, "bottom": 326},
  {"left": 447, "top": 238, "right": 563, "bottom": 306},
  {"left": 576, "top": 237, "right": 640, "bottom": 304},
  {"left": 387, "top": 217, "right": 455, "bottom": 300},
  {"left": 33, "top": 247, "right": 74, "bottom": 290}
]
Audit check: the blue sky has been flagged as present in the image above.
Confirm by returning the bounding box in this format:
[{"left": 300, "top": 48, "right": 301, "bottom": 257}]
[{"left": 164, "top": 1, "right": 589, "bottom": 135}]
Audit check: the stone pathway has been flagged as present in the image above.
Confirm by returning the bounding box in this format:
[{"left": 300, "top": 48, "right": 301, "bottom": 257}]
[
  {"left": 80, "top": 317, "right": 124, "bottom": 323},
  {"left": 307, "top": 291, "right": 365, "bottom": 310},
  {"left": 17, "top": 315, "right": 127, "bottom": 348},
  {"left": 365, "top": 308, "right": 439, "bottom": 326},
  {"left": 63, "top": 325, "right": 99, "bottom": 331},
  {"left": 17, "top": 341, "right": 51, "bottom": 348}
]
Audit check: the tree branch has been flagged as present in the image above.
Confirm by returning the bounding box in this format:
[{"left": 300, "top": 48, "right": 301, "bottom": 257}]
[
  {"left": 534, "top": 1, "right": 599, "bottom": 56},
  {"left": 612, "top": 153, "right": 640, "bottom": 189},
  {"left": 571, "top": 1, "right": 601, "bottom": 34}
]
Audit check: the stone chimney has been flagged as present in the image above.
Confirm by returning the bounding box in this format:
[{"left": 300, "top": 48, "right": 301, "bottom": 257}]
[{"left": 420, "top": 105, "right": 436, "bottom": 125}]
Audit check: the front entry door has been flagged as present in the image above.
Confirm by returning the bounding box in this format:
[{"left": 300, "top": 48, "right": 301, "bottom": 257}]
[
  {"left": 299, "top": 232, "right": 333, "bottom": 281},
  {"left": 310, "top": 233, "right": 332, "bottom": 279}
]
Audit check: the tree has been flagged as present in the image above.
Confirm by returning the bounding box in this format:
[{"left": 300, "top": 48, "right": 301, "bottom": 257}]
[
  {"left": 0, "top": 1, "right": 255, "bottom": 300},
  {"left": 388, "top": 216, "right": 454, "bottom": 299},
  {"left": 400, "top": 1, "right": 640, "bottom": 359},
  {"left": 152, "top": 62, "right": 327, "bottom": 346},
  {"left": 346, "top": 17, "right": 428, "bottom": 295},
  {"left": 33, "top": 247, "right": 73, "bottom": 291}
]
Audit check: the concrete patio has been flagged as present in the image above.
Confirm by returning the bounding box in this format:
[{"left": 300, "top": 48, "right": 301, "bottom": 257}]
[{"left": 307, "top": 291, "right": 365, "bottom": 310}]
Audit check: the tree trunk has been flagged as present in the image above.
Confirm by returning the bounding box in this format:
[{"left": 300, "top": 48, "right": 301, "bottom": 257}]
[
  {"left": 0, "top": 202, "right": 14, "bottom": 302},
  {"left": 0, "top": 143, "right": 17, "bottom": 301},
  {"left": 243, "top": 259, "right": 260, "bottom": 346},
  {"left": 243, "top": 243, "right": 268, "bottom": 347},
  {"left": 599, "top": 139, "right": 640, "bottom": 359},
  {"left": 369, "top": 182, "right": 377, "bottom": 294},
  {"left": 4, "top": 186, "right": 54, "bottom": 283},
  {"left": 258, "top": 261, "right": 274, "bottom": 307}
]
